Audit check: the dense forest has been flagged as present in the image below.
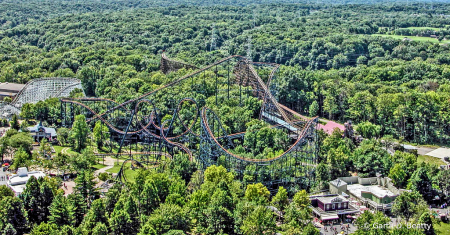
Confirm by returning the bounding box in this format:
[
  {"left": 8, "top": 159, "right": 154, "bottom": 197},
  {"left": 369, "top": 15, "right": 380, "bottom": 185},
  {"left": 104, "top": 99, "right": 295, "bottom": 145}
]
[
  {"left": 1, "top": 0, "right": 450, "bottom": 235},
  {"left": 3, "top": 1, "right": 450, "bottom": 143}
]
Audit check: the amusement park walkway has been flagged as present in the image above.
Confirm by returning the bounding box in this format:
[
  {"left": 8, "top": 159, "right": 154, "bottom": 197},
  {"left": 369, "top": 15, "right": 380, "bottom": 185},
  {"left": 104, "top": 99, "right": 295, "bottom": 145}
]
[
  {"left": 61, "top": 147, "right": 69, "bottom": 155},
  {"left": 317, "top": 222, "right": 357, "bottom": 235},
  {"left": 61, "top": 180, "right": 75, "bottom": 195},
  {"left": 60, "top": 157, "right": 118, "bottom": 195},
  {"left": 94, "top": 157, "right": 116, "bottom": 175}
]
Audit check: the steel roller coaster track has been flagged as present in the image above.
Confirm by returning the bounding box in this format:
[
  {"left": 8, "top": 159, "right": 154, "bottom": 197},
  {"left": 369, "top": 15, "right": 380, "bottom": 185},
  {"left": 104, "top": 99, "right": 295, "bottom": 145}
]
[{"left": 61, "top": 54, "right": 318, "bottom": 191}]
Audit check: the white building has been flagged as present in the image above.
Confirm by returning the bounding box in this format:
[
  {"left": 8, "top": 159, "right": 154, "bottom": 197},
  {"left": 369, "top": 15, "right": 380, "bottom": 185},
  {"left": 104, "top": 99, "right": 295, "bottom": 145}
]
[
  {"left": 7, "top": 167, "right": 46, "bottom": 196},
  {"left": 329, "top": 176, "right": 404, "bottom": 213}
]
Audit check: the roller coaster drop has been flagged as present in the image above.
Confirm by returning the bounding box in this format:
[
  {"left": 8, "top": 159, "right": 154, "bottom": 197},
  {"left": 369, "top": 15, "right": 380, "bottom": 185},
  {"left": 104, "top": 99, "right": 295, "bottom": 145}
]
[{"left": 60, "top": 54, "right": 319, "bottom": 191}]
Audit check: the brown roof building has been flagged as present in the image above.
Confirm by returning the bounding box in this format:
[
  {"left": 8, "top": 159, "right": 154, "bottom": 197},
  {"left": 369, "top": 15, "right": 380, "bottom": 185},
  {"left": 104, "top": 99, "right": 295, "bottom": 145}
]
[{"left": 0, "top": 82, "right": 25, "bottom": 100}]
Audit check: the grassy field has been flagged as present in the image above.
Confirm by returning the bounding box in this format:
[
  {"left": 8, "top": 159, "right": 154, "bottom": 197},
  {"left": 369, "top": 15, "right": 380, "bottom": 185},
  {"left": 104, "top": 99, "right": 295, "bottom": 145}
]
[
  {"left": 52, "top": 145, "right": 77, "bottom": 155},
  {"left": 105, "top": 163, "right": 122, "bottom": 173},
  {"left": 52, "top": 145, "right": 65, "bottom": 154},
  {"left": 92, "top": 163, "right": 107, "bottom": 171},
  {"left": 106, "top": 162, "right": 138, "bottom": 182},
  {"left": 406, "top": 26, "right": 441, "bottom": 31},
  {"left": 372, "top": 34, "right": 450, "bottom": 44},
  {"left": 434, "top": 221, "right": 450, "bottom": 234},
  {"left": 418, "top": 154, "right": 445, "bottom": 167}
]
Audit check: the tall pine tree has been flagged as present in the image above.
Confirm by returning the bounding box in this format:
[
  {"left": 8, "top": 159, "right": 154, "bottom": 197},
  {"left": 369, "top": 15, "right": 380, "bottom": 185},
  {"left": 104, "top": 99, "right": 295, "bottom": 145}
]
[
  {"left": 74, "top": 170, "right": 98, "bottom": 206},
  {"left": 49, "top": 192, "right": 74, "bottom": 226},
  {"left": 37, "top": 180, "right": 55, "bottom": 222},
  {"left": 80, "top": 199, "right": 108, "bottom": 234},
  {"left": 20, "top": 177, "right": 55, "bottom": 225},
  {"left": 91, "top": 223, "right": 108, "bottom": 235},
  {"left": 20, "top": 176, "right": 41, "bottom": 224},
  {"left": 67, "top": 192, "right": 87, "bottom": 227},
  {"left": 10, "top": 114, "right": 19, "bottom": 130},
  {"left": 109, "top": 193, "right": 140, "bottom": 234}
]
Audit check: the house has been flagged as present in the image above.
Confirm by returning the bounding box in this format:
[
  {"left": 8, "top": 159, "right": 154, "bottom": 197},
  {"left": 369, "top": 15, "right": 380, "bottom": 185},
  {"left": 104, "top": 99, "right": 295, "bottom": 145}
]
[
  {"left": 27, "top": 121, "right": 57, "bottom": 142},
  {"left": 0, "top": 82, "right": 25, "bottom": 101}
]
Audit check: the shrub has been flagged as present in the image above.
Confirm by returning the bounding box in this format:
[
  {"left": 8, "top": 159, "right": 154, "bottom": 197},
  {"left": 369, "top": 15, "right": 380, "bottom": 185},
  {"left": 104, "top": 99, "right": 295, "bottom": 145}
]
[{"left": 98, "top": 172, "right": 110, "bottom": 182}]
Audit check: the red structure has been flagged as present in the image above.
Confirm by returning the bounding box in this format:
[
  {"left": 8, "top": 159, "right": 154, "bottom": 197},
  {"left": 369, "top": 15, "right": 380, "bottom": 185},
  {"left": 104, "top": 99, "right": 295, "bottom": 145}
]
[
  {"left": 311, "top": 195, "right": 349, "bottom": 211},
  {"left": 317, "top": 121, "right": 345, "bottom": 135}
]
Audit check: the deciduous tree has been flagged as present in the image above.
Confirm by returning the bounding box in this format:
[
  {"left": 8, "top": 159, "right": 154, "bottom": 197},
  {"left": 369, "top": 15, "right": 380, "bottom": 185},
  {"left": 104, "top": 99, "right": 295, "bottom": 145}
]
[
  {"left": 271, "top": 186, "right": 288, "bottom": 211},
  {"left": 69, "top": 115, "right": 90, "bottom": 152},
  {"left": 392, "top": 191, "right": 427, "bottom": 221},
  {"left": 240, "top": 205, "right": 276, "bottom": 235},
  {"left": 93, "top": 121, "right": 109, "bottom": 150},
  {"left": 245, "top": 183, "right": 270, "bottom": 204}
]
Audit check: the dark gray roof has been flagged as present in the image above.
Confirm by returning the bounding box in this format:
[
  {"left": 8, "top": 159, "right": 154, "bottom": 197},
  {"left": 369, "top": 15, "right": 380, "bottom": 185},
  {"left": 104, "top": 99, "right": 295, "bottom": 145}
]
[{"left": 330, "top": 179, "right": 347, "bottom": 187}]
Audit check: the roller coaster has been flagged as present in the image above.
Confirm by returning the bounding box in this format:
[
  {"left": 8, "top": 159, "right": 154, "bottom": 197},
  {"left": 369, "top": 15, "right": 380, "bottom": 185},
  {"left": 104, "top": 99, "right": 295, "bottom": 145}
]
[
  {"left": 0, "top": 77, "right": 84, "bottom": 119},
  {"left": 160, "top": 53, "right": 198, "bottom": 74},
  {"left": 61, "top": 53, "right": 318, "bottom": 191},
  {"left": 12, "top": 77, "right": 84, "bottom": 107}
]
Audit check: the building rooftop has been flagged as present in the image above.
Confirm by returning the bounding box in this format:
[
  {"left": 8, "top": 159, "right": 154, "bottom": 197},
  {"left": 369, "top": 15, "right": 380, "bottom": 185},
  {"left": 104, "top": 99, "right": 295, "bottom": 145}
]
[
  {"left": 27, "top": 122, "right": 57, "bottom": 137},
  {"left": 317, "top": 195, "right": 349, "bottom": 204},
  {"left": 7, "top": 168, "right": 46, "bottom": 195},
  {"left": 330, "top": 178, "right": 347, "bottom": 187},
  {"left": 347, "top": 184, "right": 396, "bottom": 199},
  {"left": 0, "top": 82, "right": 25, "bottom": 94},
  {"left": 402, "top": 144, "right": 418, "bottom": 150}
]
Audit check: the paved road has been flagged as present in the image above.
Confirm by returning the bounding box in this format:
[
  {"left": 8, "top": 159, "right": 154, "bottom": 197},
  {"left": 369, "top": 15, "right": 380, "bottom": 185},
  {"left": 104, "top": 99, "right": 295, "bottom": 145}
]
[
  {"left": 416, "top": 146, "right": 437, "bottom": 156},
  {"left": 430, "top": 207, "right": 450, "bottom": 217},
  {"left": 319, "top": 223, "right": 356, "bottom": 235}
]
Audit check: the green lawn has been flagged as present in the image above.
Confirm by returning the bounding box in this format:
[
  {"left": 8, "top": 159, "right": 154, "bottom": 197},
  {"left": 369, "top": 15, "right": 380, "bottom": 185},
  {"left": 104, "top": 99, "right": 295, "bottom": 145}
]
[
  {"left": 105, "top": 163, "right": 122, "bottom": 173},
  {"left": 92, "top": 163, "right": 107, "bottom": 171},
  {"left": 434, "top": 221, "right": 450, "bottom": 234},
  {"left": 123, "top": 169, "right": 138, "bottom": 182},
  {"left": 418, "top": 154, "right": 445, "bottom": 167},
  {"left": 405, "top": 26, "right": 441, "bottom": 31},
  {"left": 106, "top": 162, "right": 138, "bottom": 183},
  {"left": 52, "top": 145, "right": 77, "bottom": 155},
  {"left": 52, "top": 145, "right": 64, "bottom": 154},
  {"left": 372, "top": 34, "right": 450, "bottom": 44}
]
